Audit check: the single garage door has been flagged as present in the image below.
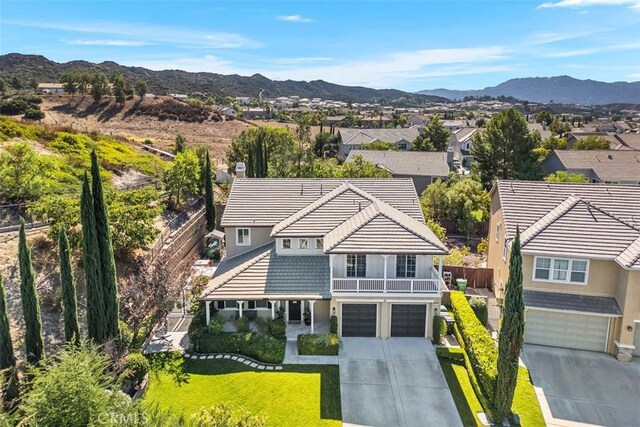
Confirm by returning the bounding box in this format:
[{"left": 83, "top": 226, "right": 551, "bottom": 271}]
[
  {"left": 633, "top": 323, "right": 640, "bottom": 357},
  {"left": 391, "top": 304, "right": 427, "bottom": 337},
  {"left": 342, "top": 304, "right": 377, "bottom": 337},
  {"left": 525, "top": 309, "right": 610, "bottom": 352}
]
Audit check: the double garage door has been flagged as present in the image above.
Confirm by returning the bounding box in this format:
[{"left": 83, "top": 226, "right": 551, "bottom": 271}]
[
  {"left": 525, "top": 309, "right": 611, "bottom": 352},
  {"left": 341, "top": 303, "right": 427, "bottom": 337}
]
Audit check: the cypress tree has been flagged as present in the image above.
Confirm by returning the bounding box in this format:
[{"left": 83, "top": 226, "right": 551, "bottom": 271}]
[
  {"left": 0, "top": 273, "right": 16, "bottom": 370},
  {"left": 18, "top": 218, "right": 45, "bottom": 364},
  {"left": 494, "top": 227, "right": 526, "bottom": 423},
  {"left": 59, "top": 227, "right": 80, "bottom": 344},
  {"left": 90, "top": 150, "right": 119, "bottom": 340},
  {"left": 81, "top": 173, "right": 106, "bottom": 342},
  {"left": 204, "top": 151, "right": 216, "bottom": 232}
]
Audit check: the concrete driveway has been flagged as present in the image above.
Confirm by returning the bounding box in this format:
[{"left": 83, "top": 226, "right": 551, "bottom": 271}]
[
  {"left": 522, "top": 345, "right": 640, "bottom": 426},
  {"left": 339, "top": 338, "right": 462, "bottom": 427}
]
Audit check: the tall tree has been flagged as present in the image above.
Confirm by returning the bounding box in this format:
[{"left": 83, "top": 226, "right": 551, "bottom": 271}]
[
  {"left": 134, "top": 80, "right": 147, "bottom": 99},
  {"left": 58, "top": 227, "right": 80, "bottom": 344},
  {"left": 18, "top": 218, "right": 45, "bottom": 364},
  {"left": 165, "top": 150, "right": 201, "bottom": 208},
  {"left": 204, "top": 151, "right": 216, "bottom": 232},
  {"left": 494, "top": 227, "right": 525, "bottom": 423},
  {"left": 0, "top": 274, "right": 16, "bottom": 370},
  {"left": 90, "top": 150, "right": 119, "bottom": 340},
  {"left": 174, "top": 134, "right": 187, "bottom": 154},
  {"left": 90, "top": 73, "right": 111, "bottom": 103},
  {"left": 471, "top": 108, "right": 541, "bottom": 188},
  {"left": 81, "top": 173, "right": 106, "bottom": 342},
  {"left": 411, "top": 115, "right": 451, "bottom": 152}
]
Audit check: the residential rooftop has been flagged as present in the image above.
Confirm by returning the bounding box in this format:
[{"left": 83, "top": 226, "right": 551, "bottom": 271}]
[
  {"left": 546, "top": 149, "right": 640, "bottom": 183},
  {"left": 344, "top": 150, "right": 450, "bottom": 178}
]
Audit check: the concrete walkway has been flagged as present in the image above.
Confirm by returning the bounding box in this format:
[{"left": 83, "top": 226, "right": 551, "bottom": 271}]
[{"left": 339, "top": 338, "right": 462, "bottom": 427}]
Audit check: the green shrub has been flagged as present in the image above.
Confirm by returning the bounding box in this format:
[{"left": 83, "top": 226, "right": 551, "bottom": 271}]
[
  {"left": 469, "top": 297, "right": 488, "bottom": 326},
  {"left": 235, "top": 316, "right": 250, "bottom": 333},
  {"left": 435, "top": 346, "right": 465, "bottom": 362},
  {"left": 122, "top": 352, "right": 150, "bottom": 385},
  {"left": 255, "top": 316, "right": 272, "bottom": 335},
  {"left": 450, "top": 291, "right": 497, "bottom": 418},
  {"left": 477, "top": 237, "right": 489, "bottom": 255},
  {"left": 297, "top": 333, "right": 339, "bottom": 356},
  {"left": 270, "top": 317, "right": 286, "bottom": 339},
  {"left": 329, "top": 315, "right": 338, "bottom": 334},
  {"left": 197, "top": 332, "right": 285, "bottom": 364},
  {"left": 433, "top": 315, "right": 447, "bottom": 345},
  {"left": 207, "top": 314, "right": 225, "bottom": 335}
]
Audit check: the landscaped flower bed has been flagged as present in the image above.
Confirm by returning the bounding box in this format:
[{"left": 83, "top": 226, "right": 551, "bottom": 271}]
[
  {"left": 197, "top": 331, "right": 285, "bottom": 364},
  {"left": 297, "top": 333, "right": 339, "bottom": 356}
]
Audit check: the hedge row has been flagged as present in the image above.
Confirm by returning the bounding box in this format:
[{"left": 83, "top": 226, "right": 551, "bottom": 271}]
[
  {"left": 433, "top": 315, "right": 447, "bottom": 345},
  {"left": 197, "top": 331, "right": 286, "bottom": 364},
  {"left": 435, "top": 346, "right": 465, "bottom": 362},
  {"left": 297, "top": 333, "right": 339, "bottom": 355},
  {"left": 450, "top": 291, "right": 498, "bottom": 417}
]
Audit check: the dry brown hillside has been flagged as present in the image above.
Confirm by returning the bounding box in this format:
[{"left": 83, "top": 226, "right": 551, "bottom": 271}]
[{"left": 40, "top": 95, "right": 253, "bottom": 160}]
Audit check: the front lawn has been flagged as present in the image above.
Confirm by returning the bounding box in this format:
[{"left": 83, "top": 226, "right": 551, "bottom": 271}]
[
  {"left": 512, "top": 367, "right": 545, "bottom": 426},
  {"left": 144, "top": 358, "right": 341, "bottom": 427}
]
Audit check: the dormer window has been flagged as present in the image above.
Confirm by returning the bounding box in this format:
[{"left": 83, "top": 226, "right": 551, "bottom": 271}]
[
  {"left": 236, "top": 228, "right": 250, "bottom": 246},
  {"left": 315, "top": 238, "right": 324, "bottom": 249},
  {"left": 299, "top": 238, "right": 308, "bottom": 249},
  {"left": 282, "top": 239, "right": 291, "bottom": 249}
]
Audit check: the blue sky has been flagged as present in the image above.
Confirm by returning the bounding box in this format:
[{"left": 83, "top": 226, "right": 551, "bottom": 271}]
[{"left": 2, "top": 0, "right": 639, "bottom": 91}]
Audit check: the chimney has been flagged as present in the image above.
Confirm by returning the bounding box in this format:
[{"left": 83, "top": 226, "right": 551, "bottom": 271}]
[{"left": 236, "top": 162, "right": 246, "bottom": 179}]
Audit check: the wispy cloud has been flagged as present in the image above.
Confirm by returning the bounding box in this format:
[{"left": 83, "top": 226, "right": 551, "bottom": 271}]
[
  {"left": 544, "top": 41, "right": 640, "bottom": 57},
  {"left": 537, "top": 0, "right": 640, "bottom": 10},
  {"left": 5, "top": 20, "right": 260, "bottom": 49},
  {"left": 529, "top": 31, "right": 593, "bottom": 45},
  {"left": 276, "top": 15, "right": 314, "bottom": 23},
  {"left": 627, "top": 72, "right": 640, "bottom": 79},
  {"left": 272, "top": 56, "right": 332, "bottom": 65},
  {"left": 121, "top": 55, "right": 242, "bottom": 74},
  {"left": 66, "top": 39, "right": 150, "bottom": 47}
]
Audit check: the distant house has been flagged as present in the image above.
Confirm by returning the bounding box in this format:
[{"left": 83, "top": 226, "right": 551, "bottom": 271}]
[
  {"left": 407, "top": 115, "right": 426, "bottom": 127},
  {"left": 37, "top": 83, "right": 64, "bottom": 94},
  {"left": 596, "top": 124, "right": 617, "bottom": 133},
  {"left": 242, "top": 107, "right": 270, "bottom": 119},
  {"left": 337, "top": 127, "right": 421, "bottom": 159},
  {"left": 565, "top": 132, "right": 619, "bottom": 149},
  {"left": 345, "top": 150, "right": 450, "bottom": 195},
  {"left": 448, "top": 127, "right": 480, "bottom": 167},
  {"left": 528, "top": 123, "right": 552, "bottom": 140},
  {"left": 442, "top": 120, "right": 466, "bottom": 131},
  {"left": 169, "top": 93, "right": 188, "bottom": 100},
  {"left": 218, "top": 106, "right": 237, "bottom": 116},
  {"left": 235, "top": 97, "right": 251, "bottom": 105},
  {"left": 541, "top": 149, "right": 640, "bottom": 185}
]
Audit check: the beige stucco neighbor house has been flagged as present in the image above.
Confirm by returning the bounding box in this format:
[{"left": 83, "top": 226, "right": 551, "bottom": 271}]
[
  {"left": 487, "top": 180, "right": 640, "bottom": 361},
  {"left": 200, "top": 178, "right": 448, "bottom": 339}
]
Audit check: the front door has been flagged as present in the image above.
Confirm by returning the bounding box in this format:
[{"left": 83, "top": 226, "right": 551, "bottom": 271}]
[{"left": 289, "top": 300, "right": 301, "bottom": 323}]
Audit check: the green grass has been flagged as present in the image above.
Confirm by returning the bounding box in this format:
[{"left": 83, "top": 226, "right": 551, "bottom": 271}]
[
  {"left": 144, "top": 358, "right": 341, "bottom": 427},
  {"left": 512, "top": 367, "right": 546, "bottom": 426},
  {"left": 439, "top": 359, "right": 484, "bottom": 426}
]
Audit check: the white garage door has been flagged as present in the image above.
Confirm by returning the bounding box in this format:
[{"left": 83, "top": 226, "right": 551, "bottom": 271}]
[
  {"left": 634, "top": 322, "right": 640, "bottom": 357},
  {"left": 525, "top": 309, "right": 610, "bottom": 352}
]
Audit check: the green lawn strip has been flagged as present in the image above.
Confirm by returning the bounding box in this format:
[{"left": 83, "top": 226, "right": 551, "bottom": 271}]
[
  {"left": 438, "top": 358, "right": 483, "bottom": 426},
  {"left": 512, "top": 367, "right": 546, "bottom": 426},
  {"left": 144, "top": 358, "right": 341, "bottom": 427}
]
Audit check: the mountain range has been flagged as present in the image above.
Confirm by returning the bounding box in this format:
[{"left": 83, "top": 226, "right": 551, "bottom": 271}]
[
  {"left": 0, "top": 53, "right": 445, "bottom": 104},
  {"left": 418, "top": 76, "right": 640, "bottom": 105}
]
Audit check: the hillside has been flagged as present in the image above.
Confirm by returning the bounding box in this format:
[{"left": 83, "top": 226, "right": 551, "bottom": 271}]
[
  {"left": 0, "top": 53, "right": 447, "bottom": 104},
  {"left": 418, "top": 76, "right": 640, "bottom": 105}
]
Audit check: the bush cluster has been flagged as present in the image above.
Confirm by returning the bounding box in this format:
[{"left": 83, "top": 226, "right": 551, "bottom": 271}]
[
  {"left": 121, "top": 352, "right": 150, "bottom": 386},
  {"left": 269, "top": 317, "right": 286, "bottom": 339},
  {"left": 136, "top": 99, "right": 219, "bottom": 123},
  {"left": 432, "top": 315, "right": 447, "bottom": 345},
  {"left": 235, "top": 316, "right": 250, "bottom": 333},
  {"left": 329, "top": 315, "right": 338, "bottom": 334},
  {"left": 197, "top": 332, "right": 285, "bottom": 364},
  {"left": 469, "top": 297, "right": 488, "bottom": 326},
  {"left": 450, "top": 291, "right": 497, "bottom": 415},
  {"left": 297, "top": 333, "right": 339, "bottom": 356}
]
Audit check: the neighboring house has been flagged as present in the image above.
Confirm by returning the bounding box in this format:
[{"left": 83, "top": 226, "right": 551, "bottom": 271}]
[
  {"left": 407, "top": 115, "right": 426, "bottom": 127},
  {"left": 344, "top": 150, "right": 450, "bottom": 195},
  {"left": 542, "top": 150, "right": 640, "bottom": 185},
  {"left": 527, "top": 123, "right": 552, "bottom": 140},
  {"left": 448, "top": 127, "right": 480, "bottom": 167},
  {"left": 614, "top": 134, "right": 640, "bottom": 151},
  {"left": 218, "top": 106, "right": 237, "bottom": 116},
  {"left": 442, "top": 120, "right": 466, "bottom": 131},
  {"left": 241, "top": 108, "right": 270, "bottom": 119},
  {"left": 337, "top": 127, "right": 421, "bottom": 159},
  {"left": 487, "top": 180, "right": 640, "bottom": 361},
  {"left": 200, "top": 178, "right": 448, "bottom": 339},
  {"left": 596, "top": 124, "right": 617, "bottom": 133},
  {"left": 37, "top": 83, "right": 64, "bottom": 94},
  {"left": 565, "top": 132, "right": 619, "bottom": 149}
]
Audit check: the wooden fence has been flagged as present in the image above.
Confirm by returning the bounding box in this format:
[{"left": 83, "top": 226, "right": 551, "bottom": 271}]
[
  {"left": 437, "top": 219, "right": 489, "bottom": 237},
  {"left": 148, "top": 197, "right": 205, "bottom": 261},
  {"left": 442, "top": 265, "right": 494, "bottom": 289}
]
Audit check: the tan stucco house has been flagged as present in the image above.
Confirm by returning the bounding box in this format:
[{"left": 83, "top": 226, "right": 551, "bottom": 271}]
[
  {"left": 200, "top": 178, "right": 448, "bottom": 339},
  {"left": 487, "top": 180, "right": 640, "bottom": 361}
]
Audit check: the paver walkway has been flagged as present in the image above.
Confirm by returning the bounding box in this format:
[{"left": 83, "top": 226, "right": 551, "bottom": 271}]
[{"left": 339, "top": 338, "right": 462, "bottom": 427}]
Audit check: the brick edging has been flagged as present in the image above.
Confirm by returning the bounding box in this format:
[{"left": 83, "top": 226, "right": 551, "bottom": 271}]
[{"left": 184, "top": 352, "right": 284, "bottom": 370}]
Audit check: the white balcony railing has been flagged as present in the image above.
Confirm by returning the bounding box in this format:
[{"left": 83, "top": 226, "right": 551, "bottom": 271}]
[{"left": 331, "top": 267, "right": 442, "bottom": 294}]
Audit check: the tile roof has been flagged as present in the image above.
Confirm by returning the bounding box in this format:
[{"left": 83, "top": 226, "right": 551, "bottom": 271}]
[
  {"left": 324, "top": 199, "right": 448, "bottom": 254},
  {"left": 524, "top": 290, "right": 622, "bottom": 316},
  {"left": 221, "top": 178, "right": 423, "bottom": 227},
  {"left": 339, "top": 127, "right": 421, "bottom": 146},
  {"left": 344, "top": 150, "right": 450, "bottom": 178},
  {"left": 614, "top": 134, "right": 640, "bottom": 151},
  {"left": 202, "top": 242, "right": 330, "bottom": 300},
  {"left": 496, "top": 180, "right": 640, "bottom": 270},
  {"left": 548, "top": 150, "right": 640, "bottom": 182}
]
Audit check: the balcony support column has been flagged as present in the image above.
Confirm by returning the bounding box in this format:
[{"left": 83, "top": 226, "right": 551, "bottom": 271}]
[
  {"left": 382, "top": 255, "right": 389, "bottom": 293},
  {"left": 329, "top": 254, "right": 335, "bottom": 292},
  {"left": 310, "top": 300, "right": 316, "bottom": 333},
  {"left": 205, "top": 301, "right": 211, "bottom": 325},
  {"left": 438, "top": 255, "right": 443, "bottom": 288}
]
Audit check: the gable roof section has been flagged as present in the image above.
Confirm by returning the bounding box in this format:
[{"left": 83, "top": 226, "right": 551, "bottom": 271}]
[
  {"left": 339, "top": 128, "right": 421, "bottom": 146},
  {"left": 324, "top": 200, "right": 448, "bottom": 254},
  {"left": 549, "top": 150, "right": 640, "bottom": 182},
  {"left": 222, "top": 178, "right": 423, "bottom": 227},
  {"left": 201, "top": 242, "right": 330, "bottom": 299},
  {"left": 271, "top": 183, "right": 376, "bottom": 237},
  {"left": 616, "top": 236, "right": 640, "bottom": 270},
  {"left": 345, "top": 150, "right": 450, "bottom": 178}
]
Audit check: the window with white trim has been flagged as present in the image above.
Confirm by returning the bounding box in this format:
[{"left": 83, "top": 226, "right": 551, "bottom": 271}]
[
  {"left": 396, "top": 255, "right": 416, "bottom": 278},
  {"left": 502, "top": 238, "right": 507, "bottom": 260},
  {"left": 282, "top": 238, "right": 291, "bottom": 249},
  {"left": 236, "top": 228, "right": 250, "bottom": 246},
  {"left": 496, "top": 223, "right": 501, "bottom": 242},
  {"left": 347, "top": 254, "right": 366, "bottom": 277},
  {"left": 299, "top": 238, "right": 308, "bottom": 249},
  {"left": 315, "top": 238, "right": 324, "bottom": 250},
  {"left": 534, "top": 256, "right": 588, "bottom": 284}
]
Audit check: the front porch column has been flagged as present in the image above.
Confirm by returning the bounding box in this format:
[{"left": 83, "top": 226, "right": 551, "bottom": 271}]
[
  {"left": 238, "top": 301, "right": 244, "bottom": 318},
  {"left": 310, "top": 300, "right": 316, "bottom": 333},
  {"left": 270, "top": 300, "right": 276, "bottom": 319},
  {"left": 382, "top": 255, "right": 389, "bottom": 293},
  {"left": 205, "top": 301, "right": 211, "bottom": 325},
  {"left": 329, "top": 254, "right": 335, "bottom": 292},
  {"left": 438, "top": 255, "right": 443, "bottom": 285}
]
